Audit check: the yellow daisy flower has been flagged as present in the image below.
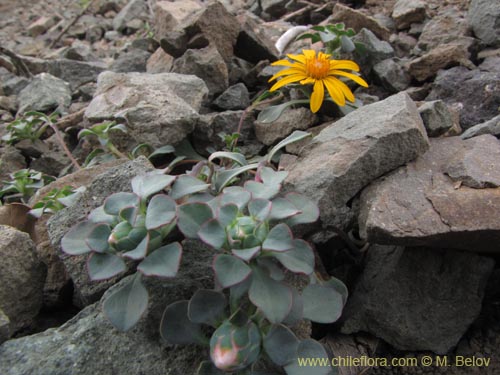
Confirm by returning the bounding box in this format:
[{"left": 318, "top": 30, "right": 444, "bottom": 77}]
[{"left": 268, "top": 49, "right": 368, "bottom": 113}]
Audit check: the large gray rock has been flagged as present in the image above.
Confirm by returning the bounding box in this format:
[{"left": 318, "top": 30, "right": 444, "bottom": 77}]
[
  {"left": 47, "top": 157, "right": 154, "bottom": 307},
  {"left": 426, "top": 66, "right": 500, "bottom": 130},
  {"left": 372, "top": 58, "right": 411, "bottom": 93},
  {"left": 0, "top": 225, "right": 46, "bottom": 333},
  {"left": 113, "top": 0, "right": 148, "bottom": 31},
  {"left": 0, "top": 239, "right": 214, "bottom": 375},
  {"left": 153, "top": 0, "right": 203, "bottom": 37},
  {"left": 353, "top": 28, "right": 394, "bottom": 73},
  {"left": 0, "top": 310, "right": 9, "bottom": 344},
  {"left": 359, "top": 135, "right": 500, "bottom": 252},
  {"left": 17, "top": 73, "right": 71, "bottom": 114},
  {"left": 341, "top": 245, "right": 495, "bottom": 354},
  {"left": 462, "top": 114, "right": 500, "bottom": 140},
  {"left": 85, "top": 71, "right": 208, "bottom": 148},
  {"left": 212, "top": 83, "right": 250, "bottom": 111},
  {"left": 468, "top": 0, "right": 500, "bottom": 48},
  {"left": 284, "top": 92, "right": 430, "bottom": 230},
  {"left": 109, "top": 48, "right": 151, "bottom": 73}
]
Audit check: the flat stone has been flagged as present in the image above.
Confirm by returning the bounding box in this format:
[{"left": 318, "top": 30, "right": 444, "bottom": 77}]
[
  {"left": 146, "top": 48, "right": 174, "bottom": 74},
  {"left": 0, "top": 225, "right": 46, "bottom": 333},
  {"left": 85, "top": 71, "right": 208, "bottom": 148},
  {"left": 359, "top": 135, "right": 500, "bottom": 252},
  {"left": 468, "top": 0, "right": 500, "bottom": 48},
  {"left": 462, "top": 114, "right": 500, "bottom": 140},
  {"left": 284, "top": 92, "right": 429, "bottom": 230},
  {"left": 418, "top": 100, "right": 454, "bottom": 137},
  {"left": 341, "top": 245, "right": 494, "bottom": 354},
  {"left": 212, "top": 83, "right": 250, "bottom": 110},
  {"left": 17, "top": 73, "right": 71, "bottom": 114},
  {"left": 109, "top": 48, "right": 151, "bottom": 73},
  {"left": 153, "top": 0, "right": 203, "bottom": 38},
  {"left": 392, "top": 0, "right": 427, "bottom": 30},
  {"left": 353, "top": 28, "right": 394, "bottom": 73}
]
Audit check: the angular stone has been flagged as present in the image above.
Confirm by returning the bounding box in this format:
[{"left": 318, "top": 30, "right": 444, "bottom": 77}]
[
  {"left": 408, "top": 44, "right": 471, "bottom": 82},
  {"left": 113, "top": 0, "right": 148, "bottom": 31},
  {"left": 85, "top": 71, "right": 208, "bottom": 148},
  {"left": 47, "top": 157, "right": 154, "bottom": 307},
  {"left": 234, "top": 14, "right": 279, "bottom": 64},
  {"left": 153, "top": 0, "right": 203, "bottom": 38},
  {"left": 0, "top": 238, "right": 213, "bottom": 375},
  {"left": 171, "top": 46, "right": 228, "bottom": 97},
  {"left": 0, "top": 309, "right": 9, "bottom": 344},
  {"left": 146, "top": 48, "right": 174, "bottom": 73},
  {"left": 17, "top": 73, "right": 71, "bottom": 114},
  {"left": 255, "top": 107, "right": 316, "bottom": 146},
  {"left": 0, "top": 225, "right": 46, "bottom": 333},
  {"left": 468, "top": 0, "right": 500, "bottom": 48},
  {"left": 341, "top": 245, "right": 495, "bottom": 354},
  {"left": 426, "top": 66, "right": 500, "bottom": 130},
  {"left": 418, "top": 100, "right": 454, "bottom": 137},
  {"left": 284, "top": 92, "right": 429, "bottom": 230},
  {"left": 2, "top": 75, "right": 29, "bottom": 96},
  {"left": 330, "top": 3, "right": 391, "bottom": 41},
  {"left": 212, "top": 83, "right": 250, "bottom": 110},
  {"left": 28, "top": 16, "right": 58, "bottom": 37},
  {"left": 353, "top": 28, "right": 394, "bottom": 73},
  {"left": 359, "top": 135, "right": 500, "bottom": 252},
  {"left": 462, "top": 114, "right": 500, "bottom": 140},
  {"left": 392, "top": 0, "right": 426, "bottom": 30},
  {"left": 0, "top": 146, "right": 26, "bottom": 182},
  {"left": 109, "top": 48, "right": 151, "bottom": 73},
  {"left": 372, "top": 58, "right": 411, "bottom": 93},
  {"left": 261, "top": 0, "right": 288, "bottom": 17}
]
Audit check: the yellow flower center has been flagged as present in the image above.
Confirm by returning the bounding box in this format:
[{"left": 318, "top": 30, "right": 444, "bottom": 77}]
[{"left": 305, "top": 54, "right": 330, "bottom": 80}]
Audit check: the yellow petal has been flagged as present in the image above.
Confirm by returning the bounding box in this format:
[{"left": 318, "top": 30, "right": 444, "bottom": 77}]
[
  {"left": 271, "top": 59, "right": 295, "bottom": 67},
  {"left": 329, "top": 60, "right": 360, "bottom": 71},
  {"left": 269, "top": 74, "right": 308, "bottom": 91},
  {"left": 331, "top": 70, "right": 368, "bottom": 87},
  {"left": 302, "top": 50, "right": 316, "bottom": 59},
  {"left": 310, "top": 80, "right": 324, "bottom": 113},
  {"left": 300, "top": 77, "right": 316, "bottom": 85},
  {"left": 323, "top": 77, "right": 346, "bottom": 106},
  {"left": 332, "top": 77, "right": 356, "bottom": 103},
  {"left": 286, "top": 54, "right": 307, "bottom": 64},
  {"left": 269, "top": 67, "right": 307, "bottom": 82}
]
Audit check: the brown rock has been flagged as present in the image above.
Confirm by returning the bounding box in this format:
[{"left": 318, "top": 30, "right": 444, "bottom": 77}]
[
  {"left": 146, "top": 48, "right": 174, "bottom": 74},
  {"left": 153, "top": 0, "right": 203, "bottom": 38},
  {"left": 359, "top": 135, "right": 500, "bottom": 252},
  {"left": 28, "top": 16, "right": 59, "bottom": 37},
  {"left": 392, "top": 0, "right": 427, "bottom": 30}
]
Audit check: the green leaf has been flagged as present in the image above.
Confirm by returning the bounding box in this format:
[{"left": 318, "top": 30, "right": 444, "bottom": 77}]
[
  {"left": 119, "top": 206, "right": 138, "bottom": 225},
  {"left": 174, "top": 139, "right": 205, "bottom": 161},
  {"left": 209, "top": 151, "right": 248, "bottom": 166},
  {"left": 198, "top": 219, "right": 226, "bottom": 249},
  {"left": 259, "top": 167, "right": 288, "bottom": 186},
  {"left": 131, "top": 173, "right": 175, "bottom": 199},
  {"left": 266, "top": 131, "right": 311, "bottom": 163},
  {"left": 170, "top": 175, "right": 210, "bottom": 200},
  {"left": 284, "top": 339, "right": 332, "bottom": 375},
  {"left": 88, "top": 205, "right": 116, "bottom": 225},
  {"left": 145, "top": 194, "right": 176, "bottom": 230},
  {"left": 249, "top": 267, "right": 292, "bottom": 324},
  {"left": 269, "top": 197, "right": 300, "bottom": 220},
  {"left": 285, "top": 192, "right": 319, "bottom": 226},
  {"left": 103, "top": 273, "right": 148, "bottom": 332},
  {"left": 148, "top": 144, "right": 175, "bottom": 159},
  {"left": 273, "top": 239, "right": 314, "bottom": 275},
  {"left": 257, "top": 257, "right": 285, "bottom": 281},
  {"left": 103, "top": 192, "right": 140, "bottom": 215},
  {"left": 262, "top": 223, "right": 294, "bottom": 252},
  {"left": 214, "top": 254, "right": 252, "bottom": 288},
  {"left": 302, "top": 284, "right": 343, "bottom": 323},
  {"left": 137, "top": 242, "right": 182, "bottom": 277},
  {"left": 220, "top": 187, "right": 251, "bottom": 209},
  {"left": 324, "top": 277, "right": 348, "bottom": 306},
  {"left": 244, "top": 181, "right": 280, "bottom": 200},
  {"left": 213, "top": 163, "right": 259, "bottom": 193},
  {"left": 177, "top": 202, "right": 213, "bottom": 238},
  {"left": 86, "top": 223, "right": 111, "bottom": 253},
  {"left": 256, "top": 100, "right": 309, "bottom": 124},
  {"left": 248, "top": 199, "right": 272, "bottom": 221},
  {"left": 264, "top": 325, "right": 299, "bottom": 366},
  {"left": 61, "top": 221, "right": 94, "bottom": 255},
  {"left": 188, "top": 290, "right": 227, "bottom": 326},
  {"left": 217, "top": 203, "right": 239, "bottom": 227},
  {"left": 340, "top": 34, "right": 355, "bottom": 52},
  {"left": 160, "top": 300, "right": 206, "bottom": 345},
  {"left": 283, "top": 287, "right": 304, "bottom": 326},
  {"left": 87, "top": 252, "right": 126, "bottom": 280},
  {"left": 231, "top": 246, "right": 261, "bottom": 261},
  {"left": 122, "top": 233, "right": 149, "bottom": 260}
]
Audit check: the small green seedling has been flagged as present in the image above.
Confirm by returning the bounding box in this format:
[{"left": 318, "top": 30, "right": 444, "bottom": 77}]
[{"left": 0, "top": 169, "right": 55, "bottom": 204}]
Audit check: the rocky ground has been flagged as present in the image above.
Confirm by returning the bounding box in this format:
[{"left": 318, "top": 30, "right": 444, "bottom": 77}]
[{"left": 0, "top": 0, "right": 499, "bottom": 374}]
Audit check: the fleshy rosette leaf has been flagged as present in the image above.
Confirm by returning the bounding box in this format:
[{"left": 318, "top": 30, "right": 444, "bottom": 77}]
[{"left": 188, "top": 290, "right": 228, "bottom": 327}]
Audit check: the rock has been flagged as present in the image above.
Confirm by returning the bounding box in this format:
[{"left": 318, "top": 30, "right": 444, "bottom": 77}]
[
  {"left": 330, "top": 3, "right": 391, "bottom": 41},
  {"left": 284, "top": 92, "right": 429, "bottom": 230},
  {"left": 158, "top": 1, "right": 240, "bottom": 63},
  {"left": 408, "top": 44, "right": 472, "bottom": 82},
  {"left": 416, "top": 9, "right": 475, "bottom": 54},
  {"left": 113, "top": 0, "right": 148, "bottom": 32},
  {"left": 46, "top": 157, "right": 154, "bottom": 307},
  {"left": 0, "top": 96, "right": 17, "bottom": 112},
  {"left": 85, "top": 71, "right": 208, "bottom": 148},
  {"left": 234, "top": 13, "right": 279, "bottom": 64},
  {"left": 260, "top": 0, "right": 288, "bottom": 18},
  {"left": 341, "top": 245, "right": 495, "bottom": 354},
  {"left": 27, "top": 15, "right": 59, "bottom": 37},
  {"left": 0, "top": 146, "right": 26, "bottom": 182},
  {"left": 0, "top": 225, "right": 46, "bottom": 333},
  {"left": 212, "top": 83, "right": 250, "bottom": 110},
  {"left": 418, "top": 100, "right": 454, "bottom": 137},
  {"left": 110, "top": 48, "right": 151, "bottom": 72},
  {"left": 21, "top": 56, "right": 107, "bottom": 91},
  {"left": 462, "top": 114, "right": 500, "bottom": 140},
  {"left": 372, "top": 58, "right": 411, "bottom": 93},
  {"left": 426, "top": 66, "right": 500, "bottom": 130},
  {"left": 479, "top": 55, "right": 500, "bottom": 74},
  {"left": 359, "top": 135, "right": 500, "bottom": 252},
  {"left": 392, "top": 0, "right": 427, "bottom": 30},
  {"left": 255, "top": 107, "right": 317, "bottom": 146},
  {"left": 17, "top": 73, "right": 71, "bottom": 114},
  {"left": 2, "top": 75, "right": 29, "bottom": 96},
  {"left": 171, "top": 46, "right": 228, "bottom": 97},
  {"left": 228, "top": 57, "right": 254, "bottom": 86},
  {"left": 0, "top": 310, "right": 9, "bottom": 344},
  {"left": 146, "top": 48, "right": 174, "bottom": 73},
  {"left": 62, "top": 41, "right": 98, "bottom": 62},
  {"left": 153, "top": 0, "right": 203, "bottom": 38},
  {"left": 0, "top": 238, "right": 214, "bottom": 375},
  {"left": 353, "top": 28, "right": 394, "bottom": 73},
  {"left": 468, "top": 0, "right": 500, "bottom": 48}
]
